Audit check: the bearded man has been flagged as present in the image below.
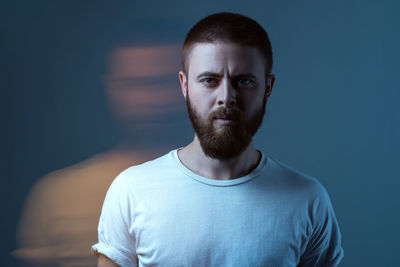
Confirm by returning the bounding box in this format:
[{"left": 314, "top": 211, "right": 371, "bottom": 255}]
[{"left": 92, "top": 12, "right": 344, "bottom": 267}]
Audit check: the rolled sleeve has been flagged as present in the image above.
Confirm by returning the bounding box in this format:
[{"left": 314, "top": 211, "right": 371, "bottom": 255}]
[
  {"left": 92, "top": 172, "right": 138, "bottom": 267},
  {"left": 92, "top": 243, "right": 137, "bottom": 267}
]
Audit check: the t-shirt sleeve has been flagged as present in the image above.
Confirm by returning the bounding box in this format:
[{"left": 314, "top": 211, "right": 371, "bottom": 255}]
[
  {"left": 92, "top": 172, "right": 138, "bottom": 267},
  {"left": 299, "top": 182, "right": 344, "bottom": 267}
]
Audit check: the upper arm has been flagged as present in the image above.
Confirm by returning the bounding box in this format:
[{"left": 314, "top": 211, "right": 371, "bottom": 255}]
[
  {"left": 98, "top": 253, "right": 119, "bottom": 267},
  {"left": 299, "top": 183, "right": 344, "bottom": 266},
  {"left": 14, "top": 176, "right": 58, "bottom": 264}
]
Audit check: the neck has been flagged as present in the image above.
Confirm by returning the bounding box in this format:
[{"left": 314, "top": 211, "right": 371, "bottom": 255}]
[{"left": 178, "top": 135, "right": 261, "bottom": 180}]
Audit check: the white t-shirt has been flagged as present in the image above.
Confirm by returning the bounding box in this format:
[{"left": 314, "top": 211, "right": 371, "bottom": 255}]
[{"left": 92, "top": 149, "right": 344, "bottom": 267}]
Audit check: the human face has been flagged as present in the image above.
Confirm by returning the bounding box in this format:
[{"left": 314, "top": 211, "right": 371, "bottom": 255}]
[{"left": 179, "top": 42, "right": 274, "bottom": 160}]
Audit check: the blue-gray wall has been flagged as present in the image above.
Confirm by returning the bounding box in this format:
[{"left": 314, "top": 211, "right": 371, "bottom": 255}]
[{"left": 3, "top": 1, "right": 399, "bottom": 266}]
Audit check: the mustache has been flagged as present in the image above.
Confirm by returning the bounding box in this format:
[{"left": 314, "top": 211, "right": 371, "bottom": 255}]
[{"left": 209, "top": 107, "right": 242, "bottom": 120}]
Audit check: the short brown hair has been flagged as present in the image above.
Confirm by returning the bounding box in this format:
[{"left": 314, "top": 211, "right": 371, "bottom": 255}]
[{"left": 181, "top": 12, "right": 273, "bottom": 76}]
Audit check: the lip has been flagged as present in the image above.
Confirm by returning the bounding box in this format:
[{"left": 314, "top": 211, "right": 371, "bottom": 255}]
[
  {"left": 214, "top": 118, "right": 237, "bottom": 125},
  {"left": 214, "top": 115, "right": 236, "bottom": 120}
]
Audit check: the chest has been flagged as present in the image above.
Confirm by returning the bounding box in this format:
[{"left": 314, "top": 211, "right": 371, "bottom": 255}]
[{"left": 132, "top": 187, "right": 310, "bottom": 266}]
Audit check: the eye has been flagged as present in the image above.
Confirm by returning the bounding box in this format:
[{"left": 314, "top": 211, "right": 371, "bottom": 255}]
[
  {"left": 200, "top": 77, "right": 218, "bottom": 87},
  {"left": 236, "top": 79, "right": 255, "bottom": 87}
]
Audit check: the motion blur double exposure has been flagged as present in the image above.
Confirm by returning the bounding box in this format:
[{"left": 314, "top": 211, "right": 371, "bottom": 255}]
[{"left": 13, "top": 44, "right": 183, "bottom": 266}]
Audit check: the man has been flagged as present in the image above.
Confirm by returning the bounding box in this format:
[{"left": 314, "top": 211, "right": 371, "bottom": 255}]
[{"left": 92, "top": 12, "right": 344, "bottom": 267}]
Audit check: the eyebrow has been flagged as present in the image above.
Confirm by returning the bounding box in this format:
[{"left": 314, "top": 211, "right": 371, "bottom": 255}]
[
  {"left": 196, "top": 71, "right": 258, "bottom": 80},
  {"left": 196, "top": 71, "right": 222, "bottom": 80},
  {"left": 231, "top": 73, "right": 257, "bottom": 80}
]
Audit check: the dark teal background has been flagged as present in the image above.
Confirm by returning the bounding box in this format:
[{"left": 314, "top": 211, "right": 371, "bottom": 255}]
[{"left": 2, "top": 1, "right": 399, "bottom": 266}]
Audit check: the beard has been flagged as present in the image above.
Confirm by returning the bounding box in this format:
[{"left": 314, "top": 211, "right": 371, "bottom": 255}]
[{"left": 186, "top": 90, "right": 266, "bottom": 160}]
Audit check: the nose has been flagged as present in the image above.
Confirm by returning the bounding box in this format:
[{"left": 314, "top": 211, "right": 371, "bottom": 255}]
[{"left": 217, "top": 79, "right": 236, "bottom": 107}]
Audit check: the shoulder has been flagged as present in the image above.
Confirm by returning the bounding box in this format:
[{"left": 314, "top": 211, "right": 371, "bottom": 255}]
[
  {"left": 260, "top": 155, "right": 336, "bottom": 219},
  {"left": 265, "top": 156, "right": 340, "bottom": 235},
  {"left": 109, "top": 150, "right": 176, "bottom": 192},
  {"left": 265, "top": 156, "right": 330, "bottom": 200}
]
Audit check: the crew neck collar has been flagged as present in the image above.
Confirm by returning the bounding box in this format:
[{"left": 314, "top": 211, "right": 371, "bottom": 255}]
[{"left": 170, "top": 148, "right": 267, "bottom": 187}]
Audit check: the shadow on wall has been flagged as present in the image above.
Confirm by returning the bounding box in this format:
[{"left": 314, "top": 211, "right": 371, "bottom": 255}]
[{"left": 13, "top": 43, "right": 184, "bottom": 266}]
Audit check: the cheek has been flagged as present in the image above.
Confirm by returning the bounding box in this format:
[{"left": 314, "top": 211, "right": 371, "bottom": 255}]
[
  {"left": 188, "top": 85, "right": 215, "bottom": 114},
  {"left": 241, "top": 90, "right": 265, "bottom": 112},
  {"left": 241, "top": 90, "right": 261, "bottom": 105}
]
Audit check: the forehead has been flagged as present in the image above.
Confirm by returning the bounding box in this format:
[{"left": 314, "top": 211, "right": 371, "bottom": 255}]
[{"left": 186, "top": 42, "right": 265, "bottom": 75}]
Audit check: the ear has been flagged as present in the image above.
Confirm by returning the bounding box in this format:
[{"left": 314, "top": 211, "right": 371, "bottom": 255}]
[
  {"left": 266, "top": 74, "right": 275, "bottom": 98},
  {"left": 179, "top": 71, "right": 188, "bottom": 99}
]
